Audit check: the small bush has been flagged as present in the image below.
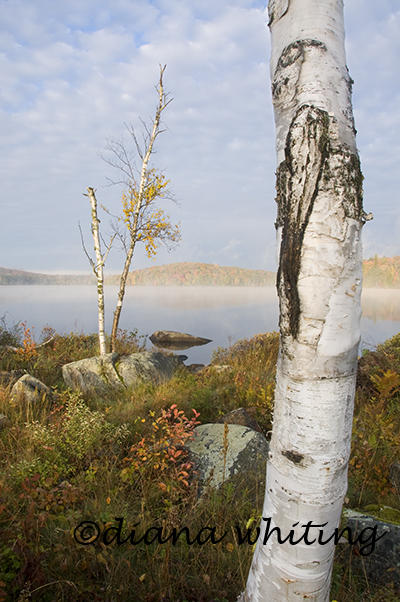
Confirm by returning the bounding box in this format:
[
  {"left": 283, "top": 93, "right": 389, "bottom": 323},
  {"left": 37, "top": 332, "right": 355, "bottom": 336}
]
[
  {"left": 0, "top": 315, "right": 22, "bottom": 348},
  {"left": 121, "top": 403, "right": 200, "bottom": 496},
  {"left": 7, "top": 393, "right": 130, "bottom": 486}
]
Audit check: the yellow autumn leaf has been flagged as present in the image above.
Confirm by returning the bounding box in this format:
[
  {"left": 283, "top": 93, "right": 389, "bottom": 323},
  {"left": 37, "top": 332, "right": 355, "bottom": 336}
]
[{"left": 246, "top": 517, "right": 255, "bottom": 529}]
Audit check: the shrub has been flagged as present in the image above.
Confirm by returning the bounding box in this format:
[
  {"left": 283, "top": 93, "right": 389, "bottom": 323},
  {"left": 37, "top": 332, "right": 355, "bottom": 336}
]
[
  {"left": 0, "top": 315, "right": 22, "bottom": 348},
  {"left": 7, "top": 394, "right": 130, "bottom": 486},
  {"left": 207, "top": 332, "right": 279, "bottom": 431},
  {"left": 121, "top": 404, "right": 200, "bottom": 497}
]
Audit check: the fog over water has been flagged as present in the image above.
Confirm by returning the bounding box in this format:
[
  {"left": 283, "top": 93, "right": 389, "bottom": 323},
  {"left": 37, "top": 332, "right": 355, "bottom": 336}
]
[{"left": 1, "top": 286, "right": 400, "bottom": 364}]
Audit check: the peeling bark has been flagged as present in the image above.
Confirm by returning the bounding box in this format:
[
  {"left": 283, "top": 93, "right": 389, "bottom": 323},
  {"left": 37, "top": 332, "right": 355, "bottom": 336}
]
[
  {"left": 276, "top": 104, "right": 330, "bottom": 338},
  {"left": 276, "top": 104, "right": 363, "bottom": 339}
]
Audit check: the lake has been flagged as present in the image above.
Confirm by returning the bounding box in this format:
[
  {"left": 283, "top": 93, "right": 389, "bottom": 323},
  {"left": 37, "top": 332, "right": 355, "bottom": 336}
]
[{"left": 1, "top": 286, "right": 400, "bottom": 364}]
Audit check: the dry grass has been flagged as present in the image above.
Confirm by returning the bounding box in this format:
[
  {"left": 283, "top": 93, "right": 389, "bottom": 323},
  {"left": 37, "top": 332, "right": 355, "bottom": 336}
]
[{"left": 0, "top": 327, "right": 399, "bottom": 600}]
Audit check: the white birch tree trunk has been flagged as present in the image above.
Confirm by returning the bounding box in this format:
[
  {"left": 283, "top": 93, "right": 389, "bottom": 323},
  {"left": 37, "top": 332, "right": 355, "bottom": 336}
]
[
  {"left": 242, "top": 1, "right": 365, "bottom": 599},
  {"left": 87, "top": 187, "right": 107, "bottom": 356}
]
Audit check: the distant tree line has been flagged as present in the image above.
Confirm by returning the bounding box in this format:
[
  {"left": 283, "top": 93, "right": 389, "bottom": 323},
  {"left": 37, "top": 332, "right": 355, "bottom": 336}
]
[
  {"left": 363, "top": 255, "right": 400, "bottom": 288},
  {"left": 0, "top": 268, "right": 94, "bottom": 285},
  {"left": 126, "top": 262, "right": 276, "bottom": 287},
  {"left": 2, "top": 258, "right": 400, "bottom": 287}
]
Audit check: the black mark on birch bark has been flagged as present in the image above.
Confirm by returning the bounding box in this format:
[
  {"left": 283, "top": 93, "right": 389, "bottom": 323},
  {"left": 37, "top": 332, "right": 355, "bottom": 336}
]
[
  {"left": 278, "top": 40, "right": 326, "bottom": 70},
  {"left": 325, "top": 150, "right": 363, "bottom": 220},
  {"left": 276, "top": 106, "right": 364, "bottom": 340},
  {"left": 276, "top": 105, "right": 329, "bottom": 339},
  {"left": 282, "top": 449, "right": 304, "bottom": 464},
  {"left": 346, "top": 67, "right": 354, "bottom": 95},
  {"left": 272, "top": 40, "right": 327, "bottom": 103}
]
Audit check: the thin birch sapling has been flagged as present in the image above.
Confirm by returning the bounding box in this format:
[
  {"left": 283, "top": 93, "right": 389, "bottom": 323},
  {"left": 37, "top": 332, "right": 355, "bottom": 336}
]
[
  {"left": 80, "top": 187, "right": 115, "bottom": 355},
  {"left": 103, "top": 65, "right": 180, "bottom": 352}
]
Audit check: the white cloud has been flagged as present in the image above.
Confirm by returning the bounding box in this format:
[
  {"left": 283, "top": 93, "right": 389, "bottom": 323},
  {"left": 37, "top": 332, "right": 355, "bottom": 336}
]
[{"left": 0, "top": 0, "right": 398, "bottom": 272}]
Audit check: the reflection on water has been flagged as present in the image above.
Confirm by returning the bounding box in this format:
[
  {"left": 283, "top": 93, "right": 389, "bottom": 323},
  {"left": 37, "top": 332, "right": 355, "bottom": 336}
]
[
  {"left": 124, "top": 286, "right": 278, "bottom": 310},
  {"left": 361, "top": 289, "right": 400, "bottom": 322},
  {"left": 151, "top": 341, "right": 212, "bottom": 351},
  {"left": 0, "top": 285, "right": 399, "bottom": 364}
]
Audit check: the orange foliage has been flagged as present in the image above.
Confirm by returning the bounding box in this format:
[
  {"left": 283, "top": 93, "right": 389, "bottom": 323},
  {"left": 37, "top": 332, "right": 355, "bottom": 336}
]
[
  {"left": 15, "top": 322, "right": 37, "bottom": 360},
  {"left": 121, "top": 404, "right": 200, "bottom": 493}
]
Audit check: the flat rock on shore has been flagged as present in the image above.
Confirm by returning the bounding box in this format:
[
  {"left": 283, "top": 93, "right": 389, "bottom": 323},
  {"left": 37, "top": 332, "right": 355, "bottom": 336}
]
[{"left": 150, "top": 330, "right": 212, "bottom": 350}]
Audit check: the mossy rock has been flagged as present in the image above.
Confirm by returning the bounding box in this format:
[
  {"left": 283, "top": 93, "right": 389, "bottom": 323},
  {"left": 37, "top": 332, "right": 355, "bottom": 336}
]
[
  {"left": 361, "top": 504, "right": 400, "bottom": 526},
  {"left": 11, "top": 374, "right": 53, "bottom": 405},
  {"left": 62, "top": 351, "right": 184, "bottom": 394},
  {"left": 185, "top": 423, "right": 269, "bottom": 496},
  {"left": 344, "top": 509, "right": 400, "bottom": 590}
]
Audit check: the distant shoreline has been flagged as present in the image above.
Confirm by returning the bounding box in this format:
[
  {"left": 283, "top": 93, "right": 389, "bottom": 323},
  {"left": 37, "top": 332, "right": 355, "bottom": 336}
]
[
  {"left": 1, "top": 258, "right": 400, "bottom": 288},
  {"left": 0, "top": 262, "right": 275, "bottom": 287}
]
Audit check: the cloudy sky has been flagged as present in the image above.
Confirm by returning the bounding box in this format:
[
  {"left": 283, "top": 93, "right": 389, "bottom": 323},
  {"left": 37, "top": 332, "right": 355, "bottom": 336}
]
[{"left": 1, "top": 0, "right": 399, "bottom": 273}]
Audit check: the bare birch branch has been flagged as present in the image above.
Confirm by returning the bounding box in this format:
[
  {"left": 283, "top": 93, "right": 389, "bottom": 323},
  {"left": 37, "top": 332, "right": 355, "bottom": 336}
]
[
  {"left": 0, "top": 335, "right": 56, "bottom": 353},
  {"left": 78, "top": 222, "right": 96, "bottom": 275},
  {"left": 103, "top": 232, "right": 117, "bottom": 264}
]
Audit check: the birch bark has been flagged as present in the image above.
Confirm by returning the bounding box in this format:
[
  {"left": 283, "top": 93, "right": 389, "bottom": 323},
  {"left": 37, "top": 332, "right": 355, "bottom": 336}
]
[
  {"left": 242, "top": 1, "right": 365, "bottom": 599},
  {"left": 84, "top": 187, "right": 115, "bottom": 356}
]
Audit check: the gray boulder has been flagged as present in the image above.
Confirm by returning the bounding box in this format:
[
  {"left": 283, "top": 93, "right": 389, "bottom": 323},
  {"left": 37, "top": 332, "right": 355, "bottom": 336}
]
[
  {"left": 343, "top": 509, "right": 400, "bottom": 590},
  {"left": 62, "top": 351, "right": 183, "bottom": 394},
  {"left": 62, "top": 353, "right": 121, "bottom": 393},
  {"left": 0, "top": 369, "right": 27, "bottom": 388},
  {"left": 185, "top": 423, "right": 269, "bottom": 492},
  {"left": 117, "top": 352, "right": 182, "bottom": 385},
  {"left": 11, "top": 374, "right": 52, "bottom": 404}
]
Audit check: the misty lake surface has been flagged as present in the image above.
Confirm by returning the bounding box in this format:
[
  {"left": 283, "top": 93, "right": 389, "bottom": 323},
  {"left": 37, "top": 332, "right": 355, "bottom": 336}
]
[{"left": 1, "top": 286, "right": 400, "bottom": 364}]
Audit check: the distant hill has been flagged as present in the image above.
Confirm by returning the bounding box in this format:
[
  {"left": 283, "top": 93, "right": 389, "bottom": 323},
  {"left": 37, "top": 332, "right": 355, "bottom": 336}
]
[
  {"left": 0, "top": 264, "right": 274, "bottom": 286},
  {"left": 1, "top": 257, "right": 400, "bottom": 287},
  {"left": 0, "top": 267, "right": 94, "bottom": 285},
  {"left": 125, "top": 262, "right": 276, "bottom": 286}
]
